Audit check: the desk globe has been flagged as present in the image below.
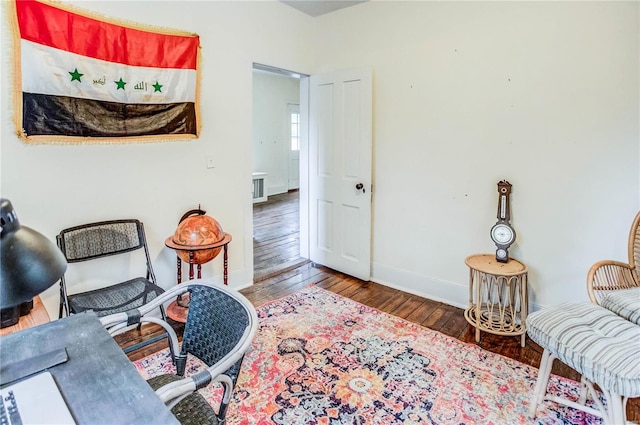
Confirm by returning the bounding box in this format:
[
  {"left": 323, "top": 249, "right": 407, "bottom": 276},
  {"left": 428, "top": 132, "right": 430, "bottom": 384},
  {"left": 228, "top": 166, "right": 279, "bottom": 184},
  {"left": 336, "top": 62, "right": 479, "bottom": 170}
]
[{"left": 171, "top": 214, "right": 225, "bottom": 264}]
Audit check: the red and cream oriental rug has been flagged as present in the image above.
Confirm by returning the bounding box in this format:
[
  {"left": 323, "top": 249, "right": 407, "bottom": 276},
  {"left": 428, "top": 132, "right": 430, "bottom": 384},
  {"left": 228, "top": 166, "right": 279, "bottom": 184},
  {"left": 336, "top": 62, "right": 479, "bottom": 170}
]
[{"left": 133, "top": 285, "right": 604, "bottom": 424}]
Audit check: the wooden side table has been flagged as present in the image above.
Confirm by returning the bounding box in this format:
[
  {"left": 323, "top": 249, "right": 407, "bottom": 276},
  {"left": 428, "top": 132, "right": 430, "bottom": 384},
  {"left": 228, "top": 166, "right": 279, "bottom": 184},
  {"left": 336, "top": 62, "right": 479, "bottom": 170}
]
[
  {"left": 464, "top": 254, "right": 528, "bottom": 347},
  {"left": 165, "top": 232, "right": 232, "bottom": 285},
  {"left": 0, "top": 296, "right": 50, "bottom": 336},
  {"left": 164, "top": 233, "right": 232, "bottom": 323}
]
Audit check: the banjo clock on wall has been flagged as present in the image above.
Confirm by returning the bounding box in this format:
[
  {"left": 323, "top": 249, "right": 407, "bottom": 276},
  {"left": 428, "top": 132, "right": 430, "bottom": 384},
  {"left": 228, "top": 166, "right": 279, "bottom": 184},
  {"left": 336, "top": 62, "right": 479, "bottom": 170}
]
[{"left": 490, "top": 180, "right": 516, "bottom": 263}]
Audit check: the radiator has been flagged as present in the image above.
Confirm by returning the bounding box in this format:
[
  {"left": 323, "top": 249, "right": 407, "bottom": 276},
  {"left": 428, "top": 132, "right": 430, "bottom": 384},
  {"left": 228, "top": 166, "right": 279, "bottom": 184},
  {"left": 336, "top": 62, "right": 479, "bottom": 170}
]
[{"left": 252, "top": 172, "right": 268, "bottom": 203}]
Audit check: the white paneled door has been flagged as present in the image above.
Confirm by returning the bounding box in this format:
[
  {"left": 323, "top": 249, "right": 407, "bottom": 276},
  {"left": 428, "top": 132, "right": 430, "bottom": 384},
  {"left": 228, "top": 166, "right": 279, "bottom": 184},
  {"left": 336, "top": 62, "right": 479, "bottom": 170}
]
[{"left": 308, "top": 68, "right": 372, "bottom": 281}]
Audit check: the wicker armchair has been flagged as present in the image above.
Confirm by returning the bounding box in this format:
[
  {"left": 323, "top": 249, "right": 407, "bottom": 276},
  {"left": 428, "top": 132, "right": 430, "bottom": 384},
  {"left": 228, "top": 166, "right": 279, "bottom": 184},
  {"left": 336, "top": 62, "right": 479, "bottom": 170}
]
[
  {"left": 101, "top": 280, "right": 258, "bottom": 425},
  {"left": 57, "top": 219, "right": 165, "bottom": 320},
  {"left": 587, "top": 211, "right": 640, "bottom": 305}
]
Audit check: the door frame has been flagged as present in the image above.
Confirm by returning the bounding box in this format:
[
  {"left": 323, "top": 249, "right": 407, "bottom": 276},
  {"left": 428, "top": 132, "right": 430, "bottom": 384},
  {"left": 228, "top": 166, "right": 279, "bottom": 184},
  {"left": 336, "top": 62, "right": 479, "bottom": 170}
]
[
  {"left": 251, "top": 63, "right": 310, "bottom": 260},
  {"left": 299, "top": 76, "right": 309, "bottom": 259},
  {"left": 251, "top": 64, "right": 372, "bottom": 277}
]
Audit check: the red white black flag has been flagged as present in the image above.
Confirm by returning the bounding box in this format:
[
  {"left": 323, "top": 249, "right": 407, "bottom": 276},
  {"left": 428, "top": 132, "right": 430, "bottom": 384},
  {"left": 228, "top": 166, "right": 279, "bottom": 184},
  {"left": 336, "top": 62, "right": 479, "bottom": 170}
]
[{"left": 12, "top": 0, "right": 200, "bottom": 142}]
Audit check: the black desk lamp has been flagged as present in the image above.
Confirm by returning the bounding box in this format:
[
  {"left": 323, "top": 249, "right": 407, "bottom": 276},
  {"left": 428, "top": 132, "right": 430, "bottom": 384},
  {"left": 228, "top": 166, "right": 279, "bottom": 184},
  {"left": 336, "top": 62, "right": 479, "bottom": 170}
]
[{"left": 0, "top": 199, "right": 67, "bottom": 328}]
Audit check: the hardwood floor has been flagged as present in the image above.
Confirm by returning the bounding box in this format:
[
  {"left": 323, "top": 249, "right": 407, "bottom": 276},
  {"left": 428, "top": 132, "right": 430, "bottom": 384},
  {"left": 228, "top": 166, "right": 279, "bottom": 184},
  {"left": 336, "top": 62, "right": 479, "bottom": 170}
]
[
  {"left": 116, "top": 190, "right": 639, "bottom": 421},
  {"left": 252, "top": 190, "right": 309, "bottom": 281}
]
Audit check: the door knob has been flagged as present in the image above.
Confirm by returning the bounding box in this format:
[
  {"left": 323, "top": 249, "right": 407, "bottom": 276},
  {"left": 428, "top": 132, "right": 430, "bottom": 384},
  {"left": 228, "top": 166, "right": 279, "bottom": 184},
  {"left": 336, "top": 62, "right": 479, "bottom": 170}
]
[{"left": 355, "top": 183, "right": 365, "bottom": 193}]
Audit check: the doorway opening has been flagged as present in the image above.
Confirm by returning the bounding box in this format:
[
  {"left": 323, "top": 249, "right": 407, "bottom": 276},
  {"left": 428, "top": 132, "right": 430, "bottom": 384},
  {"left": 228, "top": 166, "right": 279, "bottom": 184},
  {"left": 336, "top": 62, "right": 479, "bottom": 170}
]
[
  {"left": 252, "top": 190, "right": 307, "bottom": 281},
  {"left": 252, "top": 63, "right": 309, "bottom": 282}
]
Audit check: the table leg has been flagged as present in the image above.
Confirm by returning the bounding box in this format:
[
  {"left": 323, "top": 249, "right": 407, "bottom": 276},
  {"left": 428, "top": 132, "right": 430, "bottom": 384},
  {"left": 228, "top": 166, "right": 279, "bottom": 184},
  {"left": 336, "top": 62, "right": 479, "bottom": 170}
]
[
  {"left": 188, "top": 252, "right": 195, "bottom": 280},
  {"left": 176, "top": 256, "right": 182, "bottom": 284},
  {"left": 223, "top": 243, "right": 229, "bottom": 285},
  {"left": 520, "top": 274, "right": 528, "bottom": 347},
  {"left": 468, "top": 266, "right": 474, "bottom": 306},
  {"left": 474, "top": 269, "right": 481, "bottom": 343}
]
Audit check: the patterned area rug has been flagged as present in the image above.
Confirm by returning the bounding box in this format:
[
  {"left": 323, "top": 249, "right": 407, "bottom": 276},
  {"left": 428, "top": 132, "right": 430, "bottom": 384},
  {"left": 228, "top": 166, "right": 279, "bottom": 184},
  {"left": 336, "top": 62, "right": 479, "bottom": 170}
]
[{"left": 133, "top": 285, "right": 603, "bottom": 424}]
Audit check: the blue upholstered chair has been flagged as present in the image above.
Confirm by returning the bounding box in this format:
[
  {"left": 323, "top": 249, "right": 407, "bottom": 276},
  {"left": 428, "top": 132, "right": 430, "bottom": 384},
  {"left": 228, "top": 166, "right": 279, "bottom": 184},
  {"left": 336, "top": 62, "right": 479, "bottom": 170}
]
[{"left": 527, "top": 303, "right": 640, "bottom": 425}]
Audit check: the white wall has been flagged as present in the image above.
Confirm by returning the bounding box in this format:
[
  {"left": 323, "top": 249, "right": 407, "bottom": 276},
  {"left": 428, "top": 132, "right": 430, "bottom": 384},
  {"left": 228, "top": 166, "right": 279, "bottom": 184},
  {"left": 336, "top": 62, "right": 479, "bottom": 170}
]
[
  {"left": 0, "top": 0, "right": 316, "bottom": 317},
  {"left": 252, "top": 71, "right": 300, "bottom": 196},
  {"left": 313, "top": 1, "right": 640, "bottom": 309},
  {"left": 2, "top": 1, "right": 638, "bottom": 318}
]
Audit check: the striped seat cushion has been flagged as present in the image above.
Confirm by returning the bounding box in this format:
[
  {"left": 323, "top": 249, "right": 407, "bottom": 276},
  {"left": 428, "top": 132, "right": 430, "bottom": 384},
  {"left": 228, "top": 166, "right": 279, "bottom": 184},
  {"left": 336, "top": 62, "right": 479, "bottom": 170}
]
[
  {"left": 601, "top": 287, "right": 640, "bottom": 325},
  {"left": 527, "top": 302, "right": 640, "bottom": 397}
]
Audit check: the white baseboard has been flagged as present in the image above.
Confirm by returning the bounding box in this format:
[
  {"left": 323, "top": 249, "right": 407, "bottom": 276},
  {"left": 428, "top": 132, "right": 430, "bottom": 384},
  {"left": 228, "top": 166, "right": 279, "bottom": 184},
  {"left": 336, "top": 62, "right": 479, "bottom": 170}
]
[
  {"left": 371, "top": 262, "right": 545, "bottom": 313},
  {"left": 371, "top": 262, "right": 468, "bottom": 309},
  {"left": 268, "top": 184, "right": 288, "bottom": 197}
]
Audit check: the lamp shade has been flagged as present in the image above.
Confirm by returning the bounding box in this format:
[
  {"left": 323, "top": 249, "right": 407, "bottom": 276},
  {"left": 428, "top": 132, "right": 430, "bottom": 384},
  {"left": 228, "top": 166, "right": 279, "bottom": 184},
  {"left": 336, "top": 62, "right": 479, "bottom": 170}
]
[{"left": 0, "top": 199, "right": 67, "bottom": 309}]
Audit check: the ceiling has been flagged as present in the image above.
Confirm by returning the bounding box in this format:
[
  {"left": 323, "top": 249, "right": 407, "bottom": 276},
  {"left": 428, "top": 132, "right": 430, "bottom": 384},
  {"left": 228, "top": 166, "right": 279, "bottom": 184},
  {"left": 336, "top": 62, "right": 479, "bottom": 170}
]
[{"left": 280, "top": 0, "right": 368, "bottom": 17}]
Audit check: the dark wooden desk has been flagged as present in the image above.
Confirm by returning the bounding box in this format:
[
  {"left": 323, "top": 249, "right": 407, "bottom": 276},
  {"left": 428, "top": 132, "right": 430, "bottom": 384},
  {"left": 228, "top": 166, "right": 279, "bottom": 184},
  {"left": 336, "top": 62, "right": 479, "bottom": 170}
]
[{"left": 0, "top": 312, "right": 179, "bottom": 425}]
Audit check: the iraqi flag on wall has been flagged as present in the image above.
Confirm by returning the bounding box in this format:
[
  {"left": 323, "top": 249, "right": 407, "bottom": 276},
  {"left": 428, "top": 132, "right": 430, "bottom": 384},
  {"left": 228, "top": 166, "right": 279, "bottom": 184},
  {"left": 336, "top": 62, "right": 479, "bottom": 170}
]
[{"left": 12, "top": 0, "right": 200, "bottom": 142}]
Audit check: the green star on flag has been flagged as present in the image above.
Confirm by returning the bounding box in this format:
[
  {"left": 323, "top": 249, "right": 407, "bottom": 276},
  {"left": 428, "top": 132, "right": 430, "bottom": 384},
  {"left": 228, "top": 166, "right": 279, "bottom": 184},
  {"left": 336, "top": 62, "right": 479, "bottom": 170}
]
[
  {"left": 152, "top": 81, "right": 163, "bottom": 92},
  {"left": 115, "top": 78, "right": 127, "bottom": 90},
  {"left": 69, "top": 68, "right": 83, "bottom": 82}
]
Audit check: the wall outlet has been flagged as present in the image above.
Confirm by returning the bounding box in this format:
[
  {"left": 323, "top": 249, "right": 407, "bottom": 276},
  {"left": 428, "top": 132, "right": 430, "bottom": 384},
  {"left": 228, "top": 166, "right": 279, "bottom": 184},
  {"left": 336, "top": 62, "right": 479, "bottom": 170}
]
[{"left": 206, "top": 156, "right": 215, "bottom": 169}]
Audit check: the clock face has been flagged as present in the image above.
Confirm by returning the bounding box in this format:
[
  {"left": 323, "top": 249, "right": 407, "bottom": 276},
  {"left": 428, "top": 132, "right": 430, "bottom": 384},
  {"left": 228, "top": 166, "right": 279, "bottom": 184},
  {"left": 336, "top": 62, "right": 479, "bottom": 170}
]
[
  {"left": 491, "top": 223, "right": 515, "bottom": 245},
  {"left": 496, "top": 248, "right": 507, "bottom": 259}
]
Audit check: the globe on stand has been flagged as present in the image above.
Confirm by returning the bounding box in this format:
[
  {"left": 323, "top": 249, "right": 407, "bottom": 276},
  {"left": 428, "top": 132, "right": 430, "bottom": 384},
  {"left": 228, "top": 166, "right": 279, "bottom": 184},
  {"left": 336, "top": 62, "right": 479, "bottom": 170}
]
[
  {"left": 172, "top": 214, "right": 225, "bottom": 265},
  {"left": 165, "top": 211, "right": 232, "bottom": 321}
]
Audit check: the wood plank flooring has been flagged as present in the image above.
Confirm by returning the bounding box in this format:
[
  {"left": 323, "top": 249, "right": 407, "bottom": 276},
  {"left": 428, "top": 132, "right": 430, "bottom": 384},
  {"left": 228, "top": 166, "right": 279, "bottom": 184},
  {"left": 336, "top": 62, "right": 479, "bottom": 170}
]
[
  {"left": 116, "top": 190, "right": 639, "bottom": 422},
  {"left": 252, "top": 190, "right": 308, "bottom": 281}
]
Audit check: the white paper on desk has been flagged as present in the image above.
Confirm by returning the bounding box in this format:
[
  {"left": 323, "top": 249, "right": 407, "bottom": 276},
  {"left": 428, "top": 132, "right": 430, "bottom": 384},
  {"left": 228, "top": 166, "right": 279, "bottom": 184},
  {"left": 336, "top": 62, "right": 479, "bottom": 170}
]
[{"left": 0, "top": 372, "right": 75, "bottom": 425}]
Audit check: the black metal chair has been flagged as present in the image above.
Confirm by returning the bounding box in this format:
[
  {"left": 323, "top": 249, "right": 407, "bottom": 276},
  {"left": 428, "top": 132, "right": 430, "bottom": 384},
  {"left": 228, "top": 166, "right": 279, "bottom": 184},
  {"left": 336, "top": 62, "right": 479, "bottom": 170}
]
[
  {"left": 101, "top": 280, "right": 258, "bottom": 425},
  {"left": 57, "top": 219, "right": 165, "bottom": 320}
]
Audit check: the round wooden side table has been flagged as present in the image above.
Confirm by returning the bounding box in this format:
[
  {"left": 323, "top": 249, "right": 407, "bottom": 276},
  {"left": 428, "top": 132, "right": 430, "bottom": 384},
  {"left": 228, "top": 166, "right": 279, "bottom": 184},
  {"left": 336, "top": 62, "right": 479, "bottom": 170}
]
[{"left": 464, "top": 254, "right": 528, "bottom": 347}]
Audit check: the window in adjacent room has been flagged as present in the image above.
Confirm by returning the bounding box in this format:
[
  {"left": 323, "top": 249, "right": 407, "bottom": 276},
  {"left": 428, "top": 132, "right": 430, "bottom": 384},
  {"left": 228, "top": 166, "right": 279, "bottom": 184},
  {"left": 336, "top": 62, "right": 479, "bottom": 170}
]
[{"left": 289, "top": 104, "right": 300, "bottom": 151}]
